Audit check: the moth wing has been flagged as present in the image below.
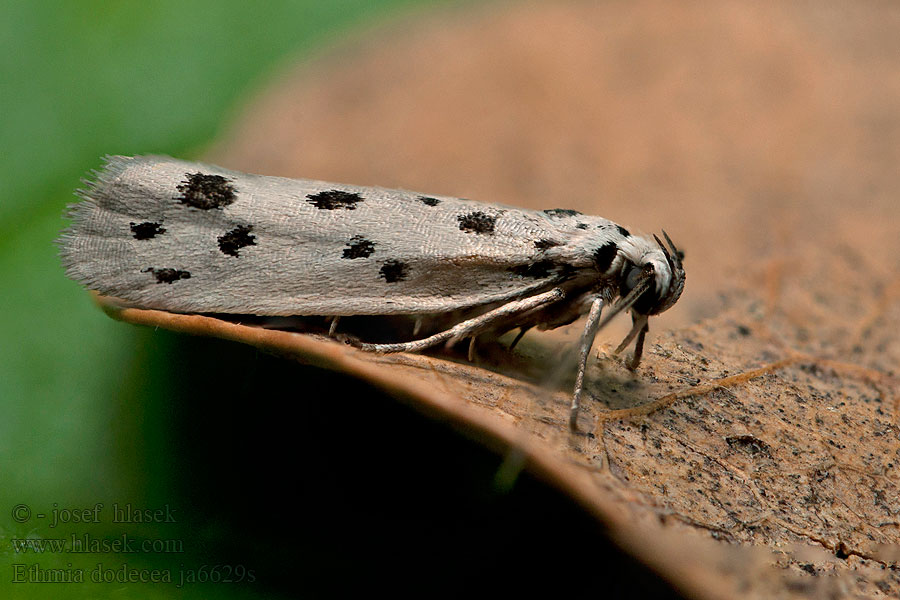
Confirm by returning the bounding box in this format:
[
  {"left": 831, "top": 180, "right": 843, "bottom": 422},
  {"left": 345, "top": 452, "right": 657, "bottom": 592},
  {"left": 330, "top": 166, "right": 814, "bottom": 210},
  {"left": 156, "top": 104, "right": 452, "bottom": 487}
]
[{"left": 60, "top": 156, "right": 622, "bottom": 316}]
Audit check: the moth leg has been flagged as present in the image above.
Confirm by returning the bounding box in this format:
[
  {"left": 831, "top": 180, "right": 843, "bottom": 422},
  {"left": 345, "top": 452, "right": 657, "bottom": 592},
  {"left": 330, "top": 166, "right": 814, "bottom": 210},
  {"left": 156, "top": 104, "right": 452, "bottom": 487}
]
[
  {"left": 613, "top": 314, "right": 650, "bottom": 368},
  {"left": 508, "top": 326, "right": 531, "bottom": 350},
  {"left": 467, "top": 337, "right": 477, "bottom": 362},
  {"left": 625, "top": 320, "right": 650, "bottom": 370},
  {"left": 570, "top": 296, "right": 604, "bottom": 432},
  {"left": 328, "top": 316, "right": 341, "bottom": 337},
  {"left": 356, "top": 288, "right": 565, "bottom": 354},
  {"left": 412, "top": 317, "right": 424, "bottom": 337}
]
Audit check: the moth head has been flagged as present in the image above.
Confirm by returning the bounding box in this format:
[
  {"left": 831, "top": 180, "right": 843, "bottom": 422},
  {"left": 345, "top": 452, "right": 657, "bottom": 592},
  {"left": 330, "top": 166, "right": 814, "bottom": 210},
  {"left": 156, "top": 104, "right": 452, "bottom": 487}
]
[{"left": 619, "top": 231, "right": 685, "bottom": 317}]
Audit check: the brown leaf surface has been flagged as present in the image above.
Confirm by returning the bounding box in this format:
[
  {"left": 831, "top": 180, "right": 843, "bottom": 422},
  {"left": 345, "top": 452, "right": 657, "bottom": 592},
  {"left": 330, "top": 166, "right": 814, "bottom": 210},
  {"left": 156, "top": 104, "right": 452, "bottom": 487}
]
[{"left": 108, "top": 2, "right": 900, "bottom": 597}]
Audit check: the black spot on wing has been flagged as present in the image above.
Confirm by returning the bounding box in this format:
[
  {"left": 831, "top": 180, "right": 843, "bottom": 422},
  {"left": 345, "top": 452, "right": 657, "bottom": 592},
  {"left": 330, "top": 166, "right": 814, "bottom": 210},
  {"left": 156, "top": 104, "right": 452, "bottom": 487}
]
[
  {"left": 593, "top": 242, "right": 618, "bottom": 272},
  {"left": 342, "top": 236, "right": 375, "bottom": 259},
  {"left": 534, "top": 238, "right": 560, "bottom": 250},
  {"left": 616, "top": 225, "right": 631, "bottom": 237},
  {"left": 418, "top": 196, "right": 441, "bottom": 206},
  {"left": 576, "top": 223, "right": 588, "bottom": 230},
  {"left": 176, "top": 172, "right": 236, "bottom": 209},
  {"left": 217, "top": 225, "right": 256, "bottom": 257},
  {"left": 130, "top": 221, "right": 166, "bottom": 240},
  {"left": 306, "top": 190, "right": 364, "bottom": 210},
  {"left": 543, "top": 208, "right": 581, "bottom": 218},
  {"left": 379, "top": 259, "right": 409, "bottom": 283},
  {"left": 142, "top": 267, "right": 191, "bottom": 284},
  {"left": 509, "top": 260, "right": 558, "bottom": 279},
  {"left": 457, "top": 211, "right": 496, "bottom": 234}
]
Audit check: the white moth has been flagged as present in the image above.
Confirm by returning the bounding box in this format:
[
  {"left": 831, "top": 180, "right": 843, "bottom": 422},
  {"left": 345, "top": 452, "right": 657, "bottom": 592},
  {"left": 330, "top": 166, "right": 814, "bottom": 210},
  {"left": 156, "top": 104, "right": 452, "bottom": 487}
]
[{"left": 59, "top": 156, "right": 685, "bottom": 430}]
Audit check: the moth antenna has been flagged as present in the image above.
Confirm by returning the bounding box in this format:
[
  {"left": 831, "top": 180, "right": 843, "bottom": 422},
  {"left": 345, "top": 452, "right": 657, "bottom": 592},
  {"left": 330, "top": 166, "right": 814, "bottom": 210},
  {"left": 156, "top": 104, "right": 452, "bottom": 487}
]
[
  {"left": 661, "top": 230, "right": 682, "bottom": 268},
  {"left": 653, "top": 233, "right": 672, "bottom": 264}
]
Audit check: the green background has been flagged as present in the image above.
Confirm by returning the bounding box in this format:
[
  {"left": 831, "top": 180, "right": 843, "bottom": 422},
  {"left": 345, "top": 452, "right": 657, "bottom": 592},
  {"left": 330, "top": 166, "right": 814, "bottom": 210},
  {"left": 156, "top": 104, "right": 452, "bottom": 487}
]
[{"left": 1, "top": 0, "right": 441, "bottom": 485}]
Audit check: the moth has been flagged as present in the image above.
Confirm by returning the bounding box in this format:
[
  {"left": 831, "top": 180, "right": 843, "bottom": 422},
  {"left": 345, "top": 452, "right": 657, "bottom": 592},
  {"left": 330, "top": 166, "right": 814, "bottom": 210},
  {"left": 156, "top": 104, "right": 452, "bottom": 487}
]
[{"left": 59, "top": 156, "right": 685, "bottom": 430}]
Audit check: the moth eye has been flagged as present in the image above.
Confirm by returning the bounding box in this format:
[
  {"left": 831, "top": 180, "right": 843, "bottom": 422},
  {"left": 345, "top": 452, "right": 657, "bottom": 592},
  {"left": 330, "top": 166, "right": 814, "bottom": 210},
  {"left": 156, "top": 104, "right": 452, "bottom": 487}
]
[
  {"left": 624, "top": 266, "right": 644, "bottom": 292},
  {"left": 621, "top": 263, "right": 662, "bottom": 316}
]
